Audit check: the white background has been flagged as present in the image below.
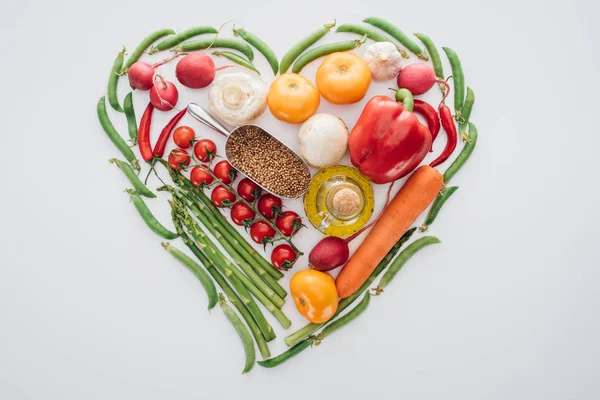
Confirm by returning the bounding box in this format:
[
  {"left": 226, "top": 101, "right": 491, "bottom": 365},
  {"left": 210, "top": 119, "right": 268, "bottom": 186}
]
[{"left": 1, "top": 0, "right": 599, "bottom": 399}]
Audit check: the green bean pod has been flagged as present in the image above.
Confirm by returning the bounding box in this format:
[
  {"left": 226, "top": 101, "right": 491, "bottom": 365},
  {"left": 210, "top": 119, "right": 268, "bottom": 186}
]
[
  {"left": 96, "top": 97, "right": 140, "bottom": 172},
  {"left": 336, "top": 23, "right": 408, "bottom": 58},
  {"left": 443, "top": 123, "right": 478, "bottom": 184},
  {"left": 150, "top": 26, "right": 218, "bottom": 54},
  {"left": 291, "top": 38, "right": 365, "bottom": 74},
  {"left": 374, "top": 236, "right": 441, "bottom": 294},
  {"left": 127, "top": 190, "right": 178, "bottom": 239},
  {"left": 218, "top": 293, "right": 256, "bottom": 373},
  {"left": 279, "top": 20, "right": 336, "bottom": 74},
  {"left": 233, "top": 27, "right": 278, "bottom": 75},
  {"left": 315, "top": 292, "right": 371, "bottom": 344},
  {"left": 442, "top": 47, "right": 465, "bottom": 119},
  {"left": 109, "top": 158, "right": 155, "bottom": 198},
  {"left": 421, "top": 186, "right": 459, "bottom": 231},
  {"left": 257, "top": 339, "right": 311, "bottom": 368},
  {"left": 122, "top": 92, "right": 138, "bottom": 146},
  {"left": 459, "top": 87, "right": 475, "bottom": 139},
  {"left": 162, "top": 243, "right": 217, "bottom": 309},
  {"left": 122, "top": 28, "right": 175, "bottom": 72},
  {"left": 363, "top": 17, "right": 428, "bottom": 60},
  {"left": 108, "top": 47, "right": 125, "bottom": 112},
  {"left": 212, "top": 51, "right": 260, "bottom": 75},
  {"left": 177, "top": 38, "right": 254, "bottom": 61},
  {"left": 414, "top": 32, "right": 445, "bottom": 93}
]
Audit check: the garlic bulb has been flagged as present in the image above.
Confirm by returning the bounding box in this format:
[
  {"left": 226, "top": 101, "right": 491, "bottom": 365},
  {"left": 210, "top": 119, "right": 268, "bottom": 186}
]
[
  {"left": 362, "top": 42, "right": 404, "bottom": 81},
  {"left": 298, "top": 114, "right": 348, "bottom": 169},
  {"left": 208, "top": 72, "right": 267, "bottom": 126}
]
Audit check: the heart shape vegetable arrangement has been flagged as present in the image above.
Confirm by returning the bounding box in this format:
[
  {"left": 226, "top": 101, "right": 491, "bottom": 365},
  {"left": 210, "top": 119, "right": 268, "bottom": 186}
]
[{"left": 97, "top": 18, "right": 477, "bottom": 373}]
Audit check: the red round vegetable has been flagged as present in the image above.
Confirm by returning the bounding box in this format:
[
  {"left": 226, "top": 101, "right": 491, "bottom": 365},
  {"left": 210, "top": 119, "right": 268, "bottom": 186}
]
[
  {"left": 127, "top": 62, "right": 155, "bottom": 90},
  {"left": 250, "top": 221, "right": 276, "bottom": 244},
  {"left": 271, "top": 244, "right": 296, "bottom": 271},
  {"left": 230, "top": 203, "right": 256, "bottom": 226},
  {"left": 193, "top": 139, "right": 217, "bottom": 162},
  {"left": 190, "top": 166, "right": 213, "bottom": 187},
  {"left": 173, "top": 126, "right": 195, "bottom": 149},
  {"left": 168, "top": 149, "right": 190, "bottom": 170},
  {"left": 308, "top": 236, "right": 350, "bottom": 272},
  {"left": 257, "top": 194, "right": 282, "bottom": 219},
  {"left": 211, "top": 185, "right": 236, "bottom": 208},
  {"left": 276, "top": 211, "right": 302, "bottom": 237},
  {"left": 175, "top": 53, "right": 216, "bottom": 89},
  {"left": 397, "top": 63, "right": 449, "bottom": 97},
  {"left": 237, "top": 178, "right": 261, "bottom": 202},
  {"left": 213, "top": 160, "right": 236, "bottom": 185},
  {"left": 150, "top": 75, "right": 179, "bottom": 111}
]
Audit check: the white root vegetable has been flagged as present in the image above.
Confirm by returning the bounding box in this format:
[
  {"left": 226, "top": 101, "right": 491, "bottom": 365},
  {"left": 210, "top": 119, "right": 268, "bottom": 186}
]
[
  {"left": 363, "top": 42, "right": 404, "bottom": 81},
  {"left": 208, "top": 72, "right": 267, "bottom": 126},
  {"left": 298, "top": 114, "right": 348, "bottom": 169}
]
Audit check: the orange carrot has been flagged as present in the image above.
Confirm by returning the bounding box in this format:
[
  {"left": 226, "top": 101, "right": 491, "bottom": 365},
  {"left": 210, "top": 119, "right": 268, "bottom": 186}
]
[{"left": 335, "top": 165, "right": 443, "bottom": 298}]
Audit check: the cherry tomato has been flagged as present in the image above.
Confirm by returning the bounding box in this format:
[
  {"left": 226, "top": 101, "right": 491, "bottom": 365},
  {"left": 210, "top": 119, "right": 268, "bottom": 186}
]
[
  {"left": 168, "top": 149, "right": 190, "bottom": 170},
  {"left": 213, "top": 160, "right": 237, "bottom": 184},
  {"left": 190, "top": 165, "right": 213, "bottom": 187},
  {"left": 173, "top": 126, "right": 195, "bottom": 149},
  {"left": 230, "top": 203, "right": 256, "bottom": 226},
  {"left": 290, "top": 270, "right": 339, "bottom": 323},
  {"left": 193, "top": 139, "right": 217, "bottom": 162},
  {"left": 271, "top": 244, "right": 296, "bottom": 271},
  {"left": 211, "top": 185, "right": 235, "bottom": 208},
  {"left": 237, "top": 178, "right": 262, "bottom": 202},
  {"left": 276, "top": 211, "right": 302, "bottom": 237},
  {"left": 257, "top": 194, "right": 282, "bottom": 219},
  {"left": 250, "top": 221, "right": 276, "bottom": 244}
]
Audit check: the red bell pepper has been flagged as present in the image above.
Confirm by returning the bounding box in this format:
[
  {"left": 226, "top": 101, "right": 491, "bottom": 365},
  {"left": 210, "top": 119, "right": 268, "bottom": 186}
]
[{"left": 348, "top": 94, "right": 432, "bottom": 184}]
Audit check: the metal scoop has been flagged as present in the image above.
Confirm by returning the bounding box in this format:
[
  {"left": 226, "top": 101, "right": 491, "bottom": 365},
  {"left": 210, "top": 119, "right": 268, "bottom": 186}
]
[{"left": 186, "top": 103, "right": 311, "bottom": 199}]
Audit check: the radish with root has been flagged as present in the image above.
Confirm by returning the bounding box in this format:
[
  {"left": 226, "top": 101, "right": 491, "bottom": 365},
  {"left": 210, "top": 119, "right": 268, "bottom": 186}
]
[
  {"left": 175, "top": 53, "right": 240, "bottom": 89},
  {"left": 397, "top": 63, "right": 449, "bottom": 99},
  {"left": 127, "top": 55, "right": 183, "bottom": 91},
  {"left": 150, "top": 75, "right": 179, "bottom": 111}
]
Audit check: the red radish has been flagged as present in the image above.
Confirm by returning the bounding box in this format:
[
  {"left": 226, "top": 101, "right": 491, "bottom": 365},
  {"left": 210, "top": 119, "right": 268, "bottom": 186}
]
[
  {"left": 150, "top": 75, "right": 179, "bottom": 111},
  {"left": 175, "top": 53, "right": 238, "bottom": 89},
  {"left": 127, "top": 55, "right": 183, "bottom": 91},
  {"left": 397, "top": 63, "right": 449, "bottom": 100}
]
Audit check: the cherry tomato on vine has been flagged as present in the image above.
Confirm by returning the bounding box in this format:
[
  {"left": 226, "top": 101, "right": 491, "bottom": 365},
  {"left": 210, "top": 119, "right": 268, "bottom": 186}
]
[
  {"left": 237, "top": 178, "right": 262, "bottom": 202},
  {"left": 213, "top": 160, "right": 237, "bottom": 184},
  {"left": 211, "top": 185, "right": 235, "bottom": 208},
  {"left": 271, "top": 244, "right": 296, "bottom": 270},
  {"left": 276, "top": 211, "right": 302, "bottom": 237},
  {"left": 173, "top": 126, "right": 195, "bottom": 149},
  {"left": 230, "top": 203, "right": 255, "bottom": 226},
  {"left": 168, "top": 149, "right": 190, "bottom": 170},
  {"left": 257, "top": 194, "right": 282, "bottom": 219},
  {"left": 193, "top": 139, "right": 217, "bottom": 162},
  {"left": 250, "top": 221, "right": 276, "bottom": 244},
  {"left": 190, "top": 166, "right": 213, "bottom": 187}
]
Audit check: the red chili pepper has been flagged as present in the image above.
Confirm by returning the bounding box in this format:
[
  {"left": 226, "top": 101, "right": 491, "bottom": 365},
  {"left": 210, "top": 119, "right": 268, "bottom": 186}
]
[
  {"left": 429, "top": 105, "right": 458, "bottom": 168},
  {"left": 138, "top": 102, "right": 154, "bottom": 162},
  {"left": 413, "top": 100, "right": 440, "bottom": 152},
  {"left": 153, "top": 108, "right": 187, "bottom": 157}
]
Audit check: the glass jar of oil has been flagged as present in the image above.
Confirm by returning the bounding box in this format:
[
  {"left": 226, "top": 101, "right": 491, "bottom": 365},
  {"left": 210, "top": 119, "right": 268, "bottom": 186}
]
[{"left": 304, "top": 165, "right": 374, "bottom": 238}]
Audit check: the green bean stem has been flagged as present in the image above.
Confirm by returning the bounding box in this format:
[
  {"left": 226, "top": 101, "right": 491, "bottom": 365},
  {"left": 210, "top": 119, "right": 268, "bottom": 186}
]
[
  {"left": 420, "top": 186, "right": 459, "bottom": 232},
  {"left": 443, "top": 123, "right": 478, "bottom": 184},
  {"left": 285, "top": 227, "right": 416, "bottom": 347},
  {"left": 233, "top": 27, "right": 278, "bottom": 75},
  {"left": 150, "top": 26, "right": 218, "bottom": 54},
  {"left": 336, "top": 24, "right": 408, "bottom": 58},
  {"left": 292, "top": 38, "right": 365, "bottom": 74},
  {"left": 172, "top": 212, "right": 271, "bottom": 358},
  {"left": 96, "top": 97, "right": 140, "bottom": 172},
  {"left": 414, "top": 32, "right": 445, "bottom": 93},
  {"left": 161, "top": 242, "right": 217, "bottom": 309},
  {"left": 279, "top": 20, "right": 336, "bottom": 74},
  {"left": 373, "top": 236, "right": 441, "bottom": 294},
  {"left": 109, "top": 158, "right": 155, "bottom": 198},
  {"left": 126, "top": 190, "right": 178, "bottom": 239},
  {"left": 442, "top": 47, "right": 466, "bottom": 119},
  {"left": 363, "top": 17, "right": 428, "bottom": 60},
  {"left": 122, "top": 92, "right": 138, "bottom": 146},
  {"left": 122, "top": 28, "right": 175, "bottom": 73},
  {"left": 108, "top": 47, "right": 125, "bottom": 112},
  {"left": 176, "top": 38, "right": 254, "bottom": 61},
  {"left": 313, "top": 292, "right": 371, "bottom": 345},
  {"left": 459, "top": 87, "right": 475, "bottom": 140},
  {"left": 218, "top": 293, "right": 256, "bottom": 373},
  {"left": 212, "top": 51, "right": 260, "bottom": 75},
  {"left": 257, "top": 339, "right": 311, "bottom": 368}
]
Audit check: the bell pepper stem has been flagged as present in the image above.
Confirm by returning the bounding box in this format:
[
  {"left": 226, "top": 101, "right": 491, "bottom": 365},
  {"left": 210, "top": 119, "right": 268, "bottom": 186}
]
[{"left": 391, "top": 88, "right": 414, "bottom": 111}]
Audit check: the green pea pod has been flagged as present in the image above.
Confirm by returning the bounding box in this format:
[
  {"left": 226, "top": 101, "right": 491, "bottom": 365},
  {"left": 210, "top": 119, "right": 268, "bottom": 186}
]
[
  {"left": 257, "top": 339, "right": 311, "bottom": 368},
  {"left": 233, "top": 27, "right": 278, "bottom": 75},
  {"left": 443, "top": 47, "right": 465, "bottom": 119},
  {"left": 291, "top": 38, "right": 365, "bottom": 74},
  {"left": 374, "top": 236, "right": 441, "bottom": 294},
  {"left": 150, "top": 26, "right": 218, "bottom": 54},
  {"left": 122, "top": 28, "right": 175, "bottom": 73},
  {"left": 127, "top": 190, "right": 178, "bottom": 239},
  {"left": 443, "top": 122, "right": 478, "bottom": 184},
  {"left": 177, "top": 38, "right": 254, "bottom": 61},
  {"left": 421, "top": 186, "right": 459, "bottom": 231},
  {"left": 363, "top": 17, "right": 428, "bottom": 60},
  {"left": 315, "top": 292, "right": 371, "bottom": 344},
  {"left": 96, "top": 97, "right": 140, "bottom": 172},
  {"left": 414, "top": 32, "right": 445, "bottom": 93},
  {"left": 122, "top": 92, "right": 137, "bottom": 146},
  {"left": 459, "top": 88, "right": 475, "bottom": 139},
  {"left": 336, "top": 24, "right": 408, "bottom": 58},
  {"left": 108, "top": 47, "right": 125, "bottom": 112},
  {"left": 212, "top": 51, "right": 260, "bottom": 75},
  {"left": 219, "top": 294, "right": 256, "bottom": 373},
  {"left": 110, "top": 158, "right": 155, "bottom": 198},
  {"left": 279, "top": 20, "right": 336, "bottom": 74}
]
